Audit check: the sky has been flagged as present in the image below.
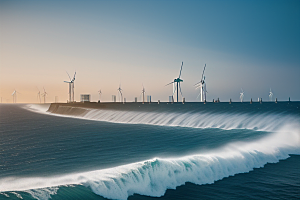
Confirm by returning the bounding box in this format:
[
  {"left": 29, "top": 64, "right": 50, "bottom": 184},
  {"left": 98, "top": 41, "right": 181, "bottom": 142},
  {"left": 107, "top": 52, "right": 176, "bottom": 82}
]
[{"left": 0, "top": 0, "right": 299, "bottom": 103}]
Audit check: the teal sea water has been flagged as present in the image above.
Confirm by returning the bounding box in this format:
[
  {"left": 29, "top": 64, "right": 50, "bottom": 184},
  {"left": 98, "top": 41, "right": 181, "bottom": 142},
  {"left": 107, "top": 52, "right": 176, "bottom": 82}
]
[{"left": 0, "top": 102, "right": 299, "bottom": 200}]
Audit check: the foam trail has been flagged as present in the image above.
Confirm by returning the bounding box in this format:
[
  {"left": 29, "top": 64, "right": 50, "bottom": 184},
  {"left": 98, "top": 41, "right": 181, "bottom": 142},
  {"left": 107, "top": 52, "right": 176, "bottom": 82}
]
[
  {"left": 25, "top": 104, "right": 299, "bottom": 132},
  {"left": 25, "top": 104, "right": 51, "bottom": 113},
  {"left": 1, "top": 123, "right": 299, "bottom": 200}
]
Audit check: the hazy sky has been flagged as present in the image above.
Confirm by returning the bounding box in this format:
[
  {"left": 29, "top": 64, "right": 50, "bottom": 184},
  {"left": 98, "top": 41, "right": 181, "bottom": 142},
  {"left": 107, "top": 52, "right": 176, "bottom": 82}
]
[{"left": 1, "top": 0, "right": 299, "bottom": 103}]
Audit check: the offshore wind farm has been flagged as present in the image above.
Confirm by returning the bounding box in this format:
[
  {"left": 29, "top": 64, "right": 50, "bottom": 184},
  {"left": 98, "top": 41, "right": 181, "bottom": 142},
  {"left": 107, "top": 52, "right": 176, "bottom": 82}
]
[{"left": 0, "top": 1, "right": 299, "bottom": 200}]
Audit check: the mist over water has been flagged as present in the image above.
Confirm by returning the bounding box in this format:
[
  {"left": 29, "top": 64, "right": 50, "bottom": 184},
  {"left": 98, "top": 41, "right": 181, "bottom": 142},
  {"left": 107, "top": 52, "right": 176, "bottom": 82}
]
[{"left": 0, "top": 103, "right": 299, "bottom": 200}]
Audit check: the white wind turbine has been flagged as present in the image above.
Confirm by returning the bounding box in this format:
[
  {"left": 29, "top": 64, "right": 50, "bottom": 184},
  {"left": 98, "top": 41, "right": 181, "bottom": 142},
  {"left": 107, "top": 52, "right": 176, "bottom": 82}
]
[
  {"left": 140, "top": 84, "right": 146, "bottom": 104},
  {"left": 165, "top": 62, "right": 184, "bottom": 102},
  {"left": 41, "top": 87, "right": 48, "bottom": 104},
  {"left": 240, "top": 88, "right": 244, "bottom": 102},
  {"left": 98, "top": 89, "right": 102, "bottom": 102},
  {"left": 117, "top": 84, "right": 123, "bottom": 102},
  {"left": 269, "top": 88, "right": 273, "bottom": 101},
  {"left": 11, "top": 89, "right": 21, "bottom": 103},
  {"left": 37, "top": 87, "right": 41, "bottom": 104},
  {"left": 194, "top": 64, "right": 207, "bottom": 102},
  {"left": 11, "top": 90, "right": 16, "bottom": 103},
  {"left": 64, "top": 71, "right": 76, "bottom": 102}
]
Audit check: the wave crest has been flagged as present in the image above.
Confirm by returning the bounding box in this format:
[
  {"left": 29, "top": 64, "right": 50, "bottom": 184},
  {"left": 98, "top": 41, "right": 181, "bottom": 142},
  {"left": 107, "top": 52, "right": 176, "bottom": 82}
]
[
  {"left": 25, "top": 104, "right": 299, "bottom": 132},
  {"left": 1, "top": 124, "right": 299, "bottom": 200}
]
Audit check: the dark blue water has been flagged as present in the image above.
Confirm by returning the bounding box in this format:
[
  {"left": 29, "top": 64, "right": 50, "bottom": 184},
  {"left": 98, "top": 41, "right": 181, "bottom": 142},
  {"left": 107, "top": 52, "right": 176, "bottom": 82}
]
[{"left": 0, "top": 103, "right": 299, "bottom": 200}]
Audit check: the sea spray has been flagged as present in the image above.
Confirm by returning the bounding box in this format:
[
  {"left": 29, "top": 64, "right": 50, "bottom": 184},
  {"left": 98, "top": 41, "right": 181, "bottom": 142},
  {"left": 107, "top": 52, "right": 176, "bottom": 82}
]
[{"left": 1, "top": 123, "right": 299, "bottom": 200}]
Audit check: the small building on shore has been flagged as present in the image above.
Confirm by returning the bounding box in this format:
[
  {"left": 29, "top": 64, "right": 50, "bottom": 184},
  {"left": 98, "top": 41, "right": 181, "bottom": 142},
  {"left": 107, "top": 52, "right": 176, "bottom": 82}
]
[{"left": 80, "top": 94, "right": 90, "bottom": 102}]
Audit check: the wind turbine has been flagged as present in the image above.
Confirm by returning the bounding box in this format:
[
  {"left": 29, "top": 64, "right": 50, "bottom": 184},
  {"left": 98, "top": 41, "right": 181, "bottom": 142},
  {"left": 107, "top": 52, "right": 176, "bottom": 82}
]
[
  {"left": 194, "top": 64, "right": 207, "bottom": 102},
  {"left": 37, "top": 89, "right": 41, "bottom": 104},
  {"left": 11, "top": 89, "right": 21, "bottom": 103},
  {"left": 64, "top": 71, "right": 76, "bottom": 102},
  {"left": 41, "top": 87, "right": 48, "bottom": 104},
  {"left": 141, "top": 85, "right": 146, "bottom": 104},
  {"left": 11, "top": 90, "right": 16, "bottom": 103},
  {"left": 117, "top": 84, "right": 123, "bottom": 102},
  {"left": 240, "top": 88, "right": 244, "bottom": 102},
  {"left": 98, "top": 89, "right": 102, "bottom": 102},
  {"left": 165, "top": 62, "right": 184, "bottom": 102},
  {"left": 71, "top": 72, "right": 76, "bottom": 102},
  {"left": 36, "top": 87, "right": 42, "bottom": 104},
  {"left": 269, "top": 88, "right": 273, "bottom": 101}
]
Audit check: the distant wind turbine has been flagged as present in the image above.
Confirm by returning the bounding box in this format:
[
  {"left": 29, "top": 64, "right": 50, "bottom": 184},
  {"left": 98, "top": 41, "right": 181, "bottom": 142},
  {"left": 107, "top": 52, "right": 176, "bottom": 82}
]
[
  {"left": 194, "top": 64, "right": 207, "bottom": 102},
  {"left": 141, "top": 84, "right": 146, "bottom": 104},
  {"left": 98, "top": 89, "right": 102, "bottom": 102},
  {"left": 117, "top": 84, "right": 123, "bottom": 102},
  {"left": 11, "top": 90, "right": 16, "bottom": 103},
  {"left": 37, "top": 87, "right": 41, "bottom": 104},
  {"left": 269, "top": 88, "right": 273, "bottom": 101},
  {"left": 165, "top": 62, "right": 184, "bottom": 102},
  {"left": 11, "top": 89, "right": 21, "bottom": 103},
  {"left": 41, "top": 87, "right": 48, "bottom": 104},
  {"left": 240, "top": 88, "right": 244, "bottom": 102}
]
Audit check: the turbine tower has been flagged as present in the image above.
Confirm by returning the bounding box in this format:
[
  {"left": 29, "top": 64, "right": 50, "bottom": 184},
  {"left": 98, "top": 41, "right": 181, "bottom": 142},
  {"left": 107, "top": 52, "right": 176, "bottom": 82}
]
[
  {"left": 11, "top": 90, "right": 16, "bottom": 103},
  {"left": 240, "top": 88, "right": 244, "bottom": 102},
  {"left": 165, "top": 62, "right": 184, "bottom": 102},
  {"left": 141, "top": 85, "right": 146, "bottom": 104},
  {"left": 37, "top": 88, "right": 41, "bottom": 104},
  {"left": 64, "top": 71, "right": 76, "bottom": 102},
  {"left": 269, "top": 88, "right": 273, "bottom": 101},
  {"left": 98, "top": 89, "right": 102, "bottom": 102},
  {"left": 41, "top": 87, "right": 48, "bottom": 104},
  {"left": 117, "top": 84, "right": 123, "bottom": 102},
  {"left": 194, "top": 64, "right": 207, "bottom": 102}
]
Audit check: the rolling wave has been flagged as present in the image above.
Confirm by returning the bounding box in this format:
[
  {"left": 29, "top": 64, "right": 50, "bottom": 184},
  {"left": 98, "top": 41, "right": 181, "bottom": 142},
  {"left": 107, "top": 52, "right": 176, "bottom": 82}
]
[
  {"left": 25, "top": 104, "right": 299, "bottom": 132},
  {"left": 1, "top": 123, "right": 299, "bottom": 200}
]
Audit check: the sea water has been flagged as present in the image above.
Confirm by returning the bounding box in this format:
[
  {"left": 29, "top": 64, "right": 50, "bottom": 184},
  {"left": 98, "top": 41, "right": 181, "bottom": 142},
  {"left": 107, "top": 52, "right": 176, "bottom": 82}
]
[{"left": 0, "top": 102, "right": 299, "bottom": 200}]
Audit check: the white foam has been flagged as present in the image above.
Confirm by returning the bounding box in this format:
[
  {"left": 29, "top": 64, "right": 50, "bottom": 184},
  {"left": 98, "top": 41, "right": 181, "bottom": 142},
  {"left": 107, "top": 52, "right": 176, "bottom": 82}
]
[
  {"left": 32, "top": 104, "right": 298, "bottom": 132},
  {"left": 1, "top": 123, "right": 299, "bottom": 200},
  {"left": 24, "top": 104, "right": 51, "bottom": 114}
]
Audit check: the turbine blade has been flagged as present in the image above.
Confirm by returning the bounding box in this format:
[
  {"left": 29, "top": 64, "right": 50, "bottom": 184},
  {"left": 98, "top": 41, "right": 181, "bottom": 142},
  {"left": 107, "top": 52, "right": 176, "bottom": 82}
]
[
  {"left": 179, "top": 62, "right": 183, "bottom": 78},
  {"left": 72, "top": 71, "right": 76, "bottom": 81},
  {"left": 194, "top": 81, "right": 201, "bottom": 86},
  {"left": 66, "top": 71, "right": 72, "bottom": 81},
  {"left": 165, "top": 82, "right": 174, "bottom": 86},
  {"left": 201, "top": 64, "right": 206, "bottom": 81}
]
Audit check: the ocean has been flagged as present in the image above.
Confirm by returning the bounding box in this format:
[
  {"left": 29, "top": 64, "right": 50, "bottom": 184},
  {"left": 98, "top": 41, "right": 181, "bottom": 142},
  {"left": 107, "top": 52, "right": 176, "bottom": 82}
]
[{"left": 0, "top": 102, "right": 299, "bottom": 200}]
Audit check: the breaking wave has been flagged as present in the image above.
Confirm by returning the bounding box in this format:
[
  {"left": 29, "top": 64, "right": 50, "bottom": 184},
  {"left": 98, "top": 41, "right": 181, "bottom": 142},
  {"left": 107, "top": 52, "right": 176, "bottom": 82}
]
[
  {"left": 25, "top": 104, "right": 299, "bottom": 132},
  {"left": 1, "top": 123, "right": 299, "bottom": 200}
]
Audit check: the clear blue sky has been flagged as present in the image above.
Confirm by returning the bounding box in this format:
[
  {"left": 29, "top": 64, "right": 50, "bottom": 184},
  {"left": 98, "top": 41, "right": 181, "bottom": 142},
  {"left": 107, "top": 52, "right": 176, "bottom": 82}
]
[{"left": 1, "top": 0, "right": 299, "bottom": 102}]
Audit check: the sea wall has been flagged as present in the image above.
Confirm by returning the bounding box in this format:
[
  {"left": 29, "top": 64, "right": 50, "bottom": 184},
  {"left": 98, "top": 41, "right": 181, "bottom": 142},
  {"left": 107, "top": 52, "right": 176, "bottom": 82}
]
[{"left": 48, "top": 103, "right": 90, "bottom": 116}]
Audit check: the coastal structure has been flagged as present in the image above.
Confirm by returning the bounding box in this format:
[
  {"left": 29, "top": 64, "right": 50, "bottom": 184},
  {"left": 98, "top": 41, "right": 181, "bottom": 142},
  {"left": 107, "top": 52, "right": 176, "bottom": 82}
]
[
  {"left": 112, "top": 95, "right": 116, "bottom": 102},
  {"left": 80, "top": 94, "right": 90, "bottom": 102},
  {"left": 147, "top": 95, "right": 151, "bottom": 103}
]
